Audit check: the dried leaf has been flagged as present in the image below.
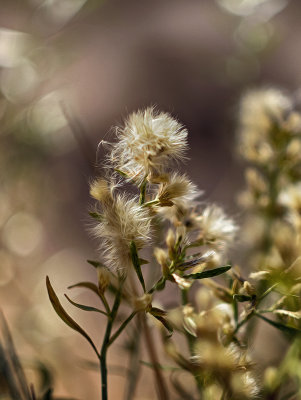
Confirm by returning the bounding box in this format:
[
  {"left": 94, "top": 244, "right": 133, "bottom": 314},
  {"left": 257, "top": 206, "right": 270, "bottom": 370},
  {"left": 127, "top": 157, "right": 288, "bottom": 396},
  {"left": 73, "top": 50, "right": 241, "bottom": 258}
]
[
  {"left": 255, "top": 313, "right": 301, "bottom": 335},
  {"left": 87, "top": 260, "right": 101, "bottom": 268},
  {"left": 46, "top": 277, "right": 99, "bottom": 356},
  {"left": 153, "top": 315, "right": 173, "bottom": 335},
  {"left": 64, "top": 295, "right": 107, "bottom": 315},
  {"left": 150, "top": 307, "right": 167, "bottom": 317},
  {"left": 67, "top": 281, "right": 100, "bottom": 297},
  {"left": 233, "top": 294, "right": 253, "bottom": 302}
]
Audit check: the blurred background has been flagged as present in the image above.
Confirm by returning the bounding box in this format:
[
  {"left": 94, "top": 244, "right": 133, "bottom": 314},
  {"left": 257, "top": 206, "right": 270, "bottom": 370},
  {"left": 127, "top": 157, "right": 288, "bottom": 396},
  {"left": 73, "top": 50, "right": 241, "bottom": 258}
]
[{"left": 0, "top": 0, "right": 300, "bottom": 398}]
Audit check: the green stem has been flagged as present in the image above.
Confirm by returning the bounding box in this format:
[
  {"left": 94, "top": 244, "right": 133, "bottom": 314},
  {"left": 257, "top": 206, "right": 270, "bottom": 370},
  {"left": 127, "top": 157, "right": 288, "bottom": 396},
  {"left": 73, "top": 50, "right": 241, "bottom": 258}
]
[
  {"left": 181, "top": 289, "right": 202, "bottom": 397},
  {"left": 109, "top": 312, "right": 137, "bottom": 346},
  {"left": 99, "top": 292, "right": 111, "bottom": 315},
  {"left": 148, "top": 277, "right": 166, "bottom": 294},
  {"left": 99, "top": 281, "right": 124, "bottom": 400},
  {"left": 233, "top": 310, "right": 254, "bottom": 335},
  {"left": 142, "top": 199, "right": 160, "bottom": 207}
]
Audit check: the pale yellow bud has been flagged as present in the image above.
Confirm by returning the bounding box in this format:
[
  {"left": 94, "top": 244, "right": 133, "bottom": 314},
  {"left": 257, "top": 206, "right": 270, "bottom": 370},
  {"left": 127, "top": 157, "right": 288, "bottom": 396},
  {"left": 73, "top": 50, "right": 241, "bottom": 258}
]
[
  {"left": 154, "top": 247, "right": 169, "bottom": 276},
  {"left": 90, "top": 179, "right": 111, "bottom": 202},
  {"left": 245, "top": 168, "right": 267, "bottom": 194},
  {"left": 284, "top": 111, "right": 301, "bottom": 133},
  {"left": 131, "top": 293, "right": 152, "bottom": 312},
  {"left": 240, "top": 281, "right": 255, "bottom": 296},
  {"left": 97, "top": 266, "right": 111, "bottom": 293},
  {"left": 264, "top": 367, "right": 278, "bottom": 390},
  {"left": 286, "top": 138, "right": 301, "bottom": 160},
  {"left": 166, "top": 228, "right": 175, "bottom": 249},
  {"left": 154, "top": 247, "right": 168, "bottom": 266}
]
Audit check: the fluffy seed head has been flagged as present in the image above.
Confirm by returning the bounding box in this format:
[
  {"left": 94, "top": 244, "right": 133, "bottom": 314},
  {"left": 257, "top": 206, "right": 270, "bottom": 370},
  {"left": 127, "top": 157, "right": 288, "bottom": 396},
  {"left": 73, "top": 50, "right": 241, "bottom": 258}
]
[
  {"left": 238, "top": 88, "right": 292, "bottom": 163},
  {"left": 109, "top": 107, "right": 188, "bottom": 182},
  {"left": 157, "top": 173, "right": 199, "bottom": 206},
  {"left": 199, "top": 205, "right": 238, "bottom": 250},
  {"left": 90, "top": 178, "right": 111, "bottom": 203},
  {"left": 92, "top": 192, "right": 151, "bottom": 272}
]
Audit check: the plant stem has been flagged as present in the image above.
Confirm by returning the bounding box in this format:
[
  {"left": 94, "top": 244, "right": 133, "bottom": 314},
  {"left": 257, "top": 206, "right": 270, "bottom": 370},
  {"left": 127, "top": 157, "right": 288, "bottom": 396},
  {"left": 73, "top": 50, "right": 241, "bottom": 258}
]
[
  {"left": 141, "top": 314, "right": 170, "bottom": 400},
  {"left": 181, "top": 288, "right": 203, "bottom": 398},
  {"left": 109, "top": 311, "right": 137, "bottom": 346},
  {"left": 99, "top": 280, "right": 124, "bottom": 400}
]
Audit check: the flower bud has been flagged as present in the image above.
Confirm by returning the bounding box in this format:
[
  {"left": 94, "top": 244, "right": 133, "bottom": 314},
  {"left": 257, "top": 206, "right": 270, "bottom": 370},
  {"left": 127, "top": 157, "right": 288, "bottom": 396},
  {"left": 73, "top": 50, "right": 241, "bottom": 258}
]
[
  {"left": 97, "top": 266, "right": 111, "bottom": 293},
  {"left": 131, "top": 293, "right": 152, "bottom": 312}
]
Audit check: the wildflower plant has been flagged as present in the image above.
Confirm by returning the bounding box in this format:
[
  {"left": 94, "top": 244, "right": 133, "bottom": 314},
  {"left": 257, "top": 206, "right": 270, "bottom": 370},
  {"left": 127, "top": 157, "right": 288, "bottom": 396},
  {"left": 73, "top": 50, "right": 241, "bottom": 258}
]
[{"left": 46, "top": 101, "right": 301, "bottom": 400}]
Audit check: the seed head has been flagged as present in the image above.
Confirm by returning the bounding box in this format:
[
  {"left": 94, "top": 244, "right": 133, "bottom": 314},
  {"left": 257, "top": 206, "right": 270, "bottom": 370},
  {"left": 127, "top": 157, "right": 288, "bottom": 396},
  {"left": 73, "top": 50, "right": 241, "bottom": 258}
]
[
  {"left": 199, "top": 205, "right": 238, "bottom": 251},
  {"left": 109, "top": 107, "right": 188, "bottom": 182},
  {"left": 91, "top": 183, "right": 151, "bottom": 272}
]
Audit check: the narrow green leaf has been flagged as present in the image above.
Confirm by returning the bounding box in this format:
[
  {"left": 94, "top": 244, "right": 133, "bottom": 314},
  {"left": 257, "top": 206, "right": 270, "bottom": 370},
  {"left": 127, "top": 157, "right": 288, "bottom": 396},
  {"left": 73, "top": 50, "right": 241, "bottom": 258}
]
[
  {"left": 115, "top": 169, "right": 128, "bottom": 178},
  {"left": 150, "top": 307, "right": 167, "bottom": 317},
  {"left": 87, "top": 260, "right": 101, "bottom": 268},
  {"left": 68, "top": 281, "right": 100, "bottom": 297},
  {"left": 233, "top": 294, "right": 253, "bottom": 302},
  {"left": 259, "top": 283, "right": 278, "bottom": 300},
  {"left": 64, "top": 295, "right": 107, "bottom": 315},
  {"left": 139, "top": 258, "right": 149, "bottom": 265},
  {"left": 183, "top": 265, "right": 231, "bottom": 279},
  {"left": 148, "top": 277, "right": 166, "bottom": 294},
  {"left": 139, "top": 178, "right": 148, "bottom": 205},
  {"left": 89, "top": 212, "right": 102, "bottom": 221},
  {"left": 153, "top": 315, "right": 173, "bottom": 334},
  {"left": 255, "top": 313, "right": 301, "bottom": 335},
  {"left": 46, "top": 277, "right": 99, "bottom": 357},
  {"left": 130, "top": 241, "right": 145, "bottom": 292}
]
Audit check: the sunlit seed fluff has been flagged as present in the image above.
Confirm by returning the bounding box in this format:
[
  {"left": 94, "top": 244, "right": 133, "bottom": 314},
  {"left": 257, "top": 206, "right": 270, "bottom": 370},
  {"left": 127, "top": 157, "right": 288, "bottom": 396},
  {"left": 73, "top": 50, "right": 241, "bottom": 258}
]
[
  {"left": 157, "top": 173, "right": 199, "bottom": 206},
  {"left": 199, "top": 205, "right": 238, "bottom": 250},
  {"left": 157, "top": 175, "right": 201, "bottom": 224},
  {"left": 239, "top": 88, "right": 292, "bottom": 136},
  {"left": 278, "top": 183, "right": 301, "bottom": 214},
  {"left": 90, "top": 178, "right": 111, "bottom": 203},
  {"left": 231, "top": 371, "right": 260, "bottom": 399},
  {"left": 238, "top": 88, "right": 292, "bottom": 162},
  {"left": 109, "top": 107, "right": 188, "bottom": 182},
  {"left": 93, "top": 194, "right": 151, "bottom": 272}
]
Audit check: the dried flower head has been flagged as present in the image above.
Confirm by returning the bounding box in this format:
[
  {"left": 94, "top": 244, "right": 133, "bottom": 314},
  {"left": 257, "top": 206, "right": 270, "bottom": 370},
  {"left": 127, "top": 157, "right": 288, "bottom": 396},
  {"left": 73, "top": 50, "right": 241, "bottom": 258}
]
[
  {"left": 91, "top": 182, "right": 151, "bottom": 272},
  {"left": 156, "top": 173, "right": 199, "bottom": 207},
  {"left": 199, "top": 204, "right": 238, "bottom": 251},
  {"left": 109, "top": 107, "right": 188, "bottom": 182},
  {"left": 238, "top": 88, "right": 292, "bottom": 163}
]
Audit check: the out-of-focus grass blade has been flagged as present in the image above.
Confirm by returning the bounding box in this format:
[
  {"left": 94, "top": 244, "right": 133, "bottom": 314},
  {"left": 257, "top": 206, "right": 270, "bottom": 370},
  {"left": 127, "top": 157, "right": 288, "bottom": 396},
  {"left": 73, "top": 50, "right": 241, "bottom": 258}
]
[{"left": 0, "top": 310, "right": 31, "bottom": 400}]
